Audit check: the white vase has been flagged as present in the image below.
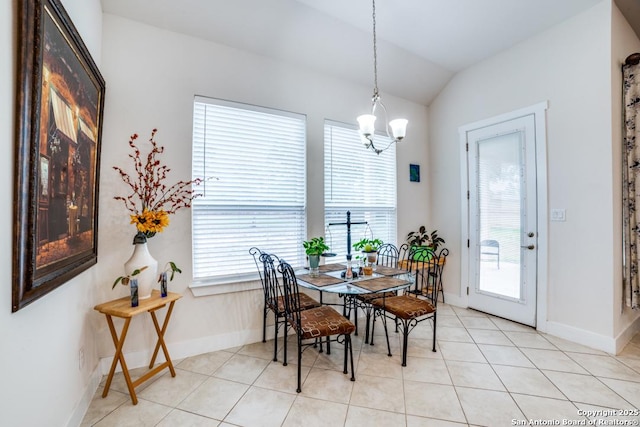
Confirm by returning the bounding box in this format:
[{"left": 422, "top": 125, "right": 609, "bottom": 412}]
[{"left": 124, "top": 234, "right": 158, "bottom": 299}]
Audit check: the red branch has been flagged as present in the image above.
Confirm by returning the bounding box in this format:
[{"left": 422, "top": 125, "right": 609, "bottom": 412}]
[{"left": 113, "top": 129, "right": 203, "bottom": 216}]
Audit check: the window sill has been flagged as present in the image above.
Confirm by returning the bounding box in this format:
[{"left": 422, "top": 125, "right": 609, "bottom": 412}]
[{"left": 189, "top": 279, "right": 263, "bottom": 297}]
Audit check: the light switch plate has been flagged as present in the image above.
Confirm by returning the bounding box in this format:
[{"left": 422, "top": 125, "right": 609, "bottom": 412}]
[{"left": 551, "top": 209, "right": 566, "bottom": 221}]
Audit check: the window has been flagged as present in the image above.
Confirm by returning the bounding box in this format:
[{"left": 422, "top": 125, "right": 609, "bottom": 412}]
[
  {"left": 323, "top": 120, "right": 397, "bottom": 261},
  {"left": 192, "top": 97, "right": 306, "bottom": 286}
]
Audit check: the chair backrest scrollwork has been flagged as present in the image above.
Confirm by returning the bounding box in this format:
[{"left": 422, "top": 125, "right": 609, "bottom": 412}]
[
  {"left": 377, "top": 243, "right": 400, "bottom": 268},
  {"left": 277, "top": 260, "right": 302, "bottom": 326},
  {"left": 259, "top": 252, "right": 283, "bottom": 312}
]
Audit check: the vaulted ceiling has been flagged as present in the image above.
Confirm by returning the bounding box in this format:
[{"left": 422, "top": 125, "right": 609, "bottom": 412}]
[{"left": 101, "top": 0, "right": 638, "bottom": 105}]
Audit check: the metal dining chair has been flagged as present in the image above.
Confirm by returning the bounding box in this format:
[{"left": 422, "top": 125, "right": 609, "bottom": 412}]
[
  {"left": 279, "top": 260, "right": 356, "bottom": 393},
  {"left": 351, "top": 243, "right": 407, "bottom": 344},
  {"left": 405, "top": 247, "right": 449, "bottom": 304},
  {"left": 250, "top": 248, "right": 320, "bottom": 362},
  {"left": 372, "top": 246, "right": 444, "bottom": 366}
]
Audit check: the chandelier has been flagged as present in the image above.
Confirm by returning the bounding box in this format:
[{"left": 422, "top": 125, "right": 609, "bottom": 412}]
[{"left": 357, "top": 0, "right": 408, "bottom": 155}]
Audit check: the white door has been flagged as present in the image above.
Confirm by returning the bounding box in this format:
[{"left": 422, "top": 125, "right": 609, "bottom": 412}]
[{"left": 466, "top": 114, "right": 538, "bottom": 326}]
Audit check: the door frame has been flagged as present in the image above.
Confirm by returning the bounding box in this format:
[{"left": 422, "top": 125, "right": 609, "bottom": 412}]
[{"left": 459, "top": 101, "right": 549, "bottom": 332}]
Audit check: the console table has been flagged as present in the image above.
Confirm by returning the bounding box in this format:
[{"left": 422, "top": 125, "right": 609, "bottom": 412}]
[{"left": 94, "top": 290, "right": 181, "bottom": 405}]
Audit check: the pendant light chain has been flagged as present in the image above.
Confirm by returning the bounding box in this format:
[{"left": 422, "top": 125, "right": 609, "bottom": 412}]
[{"left": 372, "top": 0, "right": 379, "bottom": 99}]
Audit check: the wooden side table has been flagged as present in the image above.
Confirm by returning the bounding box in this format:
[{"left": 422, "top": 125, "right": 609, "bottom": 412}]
[{"left": 94, "top": 290, "right": 182, "bottom": 405}]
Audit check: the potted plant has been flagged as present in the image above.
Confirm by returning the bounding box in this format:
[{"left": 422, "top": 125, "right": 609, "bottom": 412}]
[
  {"left": 406, "top": 226, "right": 445, "bottom": 261},
  {"left": 303, "top": 237, "right": 329, "bottom": 277},
  {"left": 407, "top": 226, "right": 445, "bottom": 250},
  {"left": 353, "top": 238, "right": 383, "bottom": 265}
]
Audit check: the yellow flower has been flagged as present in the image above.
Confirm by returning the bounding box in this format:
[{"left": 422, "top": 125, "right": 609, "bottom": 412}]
[
  {"left": 130, "top": 209, "right": 170, "bottom": 234},
  {"left": 150, "top": 210, "right": 170, "bottom": 232}
]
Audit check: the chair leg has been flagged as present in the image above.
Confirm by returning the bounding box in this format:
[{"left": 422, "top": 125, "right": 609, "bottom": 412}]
[
  {"left": 364, "top": 306, "right": 372, "bottom": 344},
  {"left": 370, "top": 308, "right": 376, "bottom": 346},
  {"left": 401, "top": 322, "right": 409, "bottom": 367},
  {"left": 273, "top": 312, "right": 279, "bottom": 362},
  {"left": 348, "top": 335, "right": 355, "bottom": 381},
  {"left": 282, "top": 317, "right": 288, "bottom": 366},
  {"left": 343, "top": 334, "right": 348, "bottom": 374},
  {"left": 296, "top": 335, "right": 302, "bottom": 393},
  {"left": 349, "top": 297, "right": 359, "bottom": 337},
  {"left": 262, "top": 306, "right": 267, "bottom": 343},
  {"left": 432, "top": 314, "right": 437, "bottom": 353},
  {"left": 326, "top": 336, "right": 331, "bottom": 355},
  {"left": 380, "top": 311, "right": 392, "bottom": 357}
]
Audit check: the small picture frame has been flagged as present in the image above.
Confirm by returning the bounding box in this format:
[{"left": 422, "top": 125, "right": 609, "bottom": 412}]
[{"left": 410, "top": 164, "right": 420, "bottom": 182}]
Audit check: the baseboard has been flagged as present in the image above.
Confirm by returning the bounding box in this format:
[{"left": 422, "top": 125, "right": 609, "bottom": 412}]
[
  {"left": 444, "top": 292, "right": 625, "bottom": 354},
  {"left": 442, "top": 291, "right": 467, "bottom": 308},
  {"left": 66, "top": 365, "right": 102, "bottom": 427},
  {"left": 545, "top": 321, "right": 616, "bottom": 354},
  {"left": 615, "top": 314, "right": 640, "bottom": 354}
]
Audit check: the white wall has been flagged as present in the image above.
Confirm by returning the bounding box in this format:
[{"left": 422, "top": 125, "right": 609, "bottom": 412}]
[
  {"left": 1, "top": 1, "right": 104, "bottom": 426},
  {"left": 93, "top": 10, "right": 429, "bottom": 381},
  {"left": 611, "top": 2, "right": 640, "bottom": 346},
  {"left": 429, "top": 0, "right": 638, "bottom": 349},
  {"left": 1, "top": 3, "right": 428, "bottom": 423}
]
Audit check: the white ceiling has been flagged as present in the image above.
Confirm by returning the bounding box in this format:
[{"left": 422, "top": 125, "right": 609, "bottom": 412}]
[{"left": 101, "top": 0, "right": 632, "bottom": 105}]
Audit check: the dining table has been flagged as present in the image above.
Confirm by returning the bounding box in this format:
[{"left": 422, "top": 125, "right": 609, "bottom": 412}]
[{"left": 295, "top": 262, "right": 413, "bottom": 316}]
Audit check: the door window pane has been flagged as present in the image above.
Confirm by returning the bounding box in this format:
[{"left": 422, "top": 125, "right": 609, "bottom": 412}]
[{"left": 477, "top": 132, "right": 522, "bottom": 299}]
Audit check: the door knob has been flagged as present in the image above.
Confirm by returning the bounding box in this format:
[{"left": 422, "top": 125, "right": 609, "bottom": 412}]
[
  {"left": 527, "top": 232, "right": 535, "bottom": 238},
  {"left": 521, "top": 244, "right": 535, "bottom": 250}
]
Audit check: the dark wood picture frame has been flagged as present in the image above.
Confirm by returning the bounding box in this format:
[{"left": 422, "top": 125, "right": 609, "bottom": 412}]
[{"left": 13, "top": 0, "right": 105, "bottom": 312}]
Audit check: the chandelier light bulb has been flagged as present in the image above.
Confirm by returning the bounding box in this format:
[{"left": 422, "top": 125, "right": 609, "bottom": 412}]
[
  {"left": 357, "top": 114, "right": 376, "bottom": 137},
  {"left": 389, "top": 119, "right": 408, "bottom": 140}
]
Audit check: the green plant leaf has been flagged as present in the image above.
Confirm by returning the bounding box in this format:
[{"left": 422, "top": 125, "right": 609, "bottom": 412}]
[
  {"left": 129, "top": 266, "right": 148, "bottom": 277},
  {"left": 112, "top": 276, "right": 124, "bottom": 289},
  {"left": 169, "top": 261, "right": 182, "bottom": 274},
  {"left": 302, "top": 236, "right": 329, "bottom": 255}
]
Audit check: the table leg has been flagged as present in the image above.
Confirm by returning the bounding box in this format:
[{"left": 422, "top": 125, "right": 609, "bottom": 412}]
[
  {"left": 149, "top": 301, "right": 176, "bottom": 376},
  {"left": 102, "top": 315, "right": 137, "bottom": 404}
]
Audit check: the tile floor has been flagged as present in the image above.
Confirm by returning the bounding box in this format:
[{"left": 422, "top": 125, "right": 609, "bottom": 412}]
[{"left": 81, "top": 304, "right": 640, "bottom": 426}]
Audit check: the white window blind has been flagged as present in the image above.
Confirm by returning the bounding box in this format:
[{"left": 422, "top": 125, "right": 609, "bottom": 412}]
[
  {"left": 323, "top": 120, "right": 397, "bottom": 261},
  {"left": 192, "top": 97, "right": 307, "bottom": 285}
]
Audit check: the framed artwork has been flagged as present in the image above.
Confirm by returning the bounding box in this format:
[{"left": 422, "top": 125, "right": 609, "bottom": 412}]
[
  {"left": 409, "top": 164, "right": 420, "bottom": 182},
  {"left": 13, "top": 0, "right": 105, "bottom": 312}
]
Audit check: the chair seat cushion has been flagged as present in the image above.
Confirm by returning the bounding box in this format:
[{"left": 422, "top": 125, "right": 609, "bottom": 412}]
[
  {"left": 294, "top": 305, "right": 355, "bottom": 339},
  {"left": 372, "top": 295, "right": 435, "bottom": 320},
  {"left": 356, "top": 291, "right": 396, "bottom": 303},
  {"left": 269, "top": 293, "right": 321, "bottom": 314}
]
